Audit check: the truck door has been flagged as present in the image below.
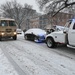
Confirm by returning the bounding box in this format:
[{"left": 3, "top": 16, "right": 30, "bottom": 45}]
[{"left": 68, "top": 23, "right": 75, "bottom": 46}]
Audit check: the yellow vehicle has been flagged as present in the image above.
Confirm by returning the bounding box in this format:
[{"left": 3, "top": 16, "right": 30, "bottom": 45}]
[{"left": 0, "top": 18, "right": 17, "bottom": 40}]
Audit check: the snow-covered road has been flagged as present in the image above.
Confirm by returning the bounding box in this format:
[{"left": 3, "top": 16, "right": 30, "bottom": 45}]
[{"left": 0, "top": 34, "right": 75, "bottom": 75}]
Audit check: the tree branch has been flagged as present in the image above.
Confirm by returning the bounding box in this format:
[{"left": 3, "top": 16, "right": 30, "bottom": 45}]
[{"left": 53, "top": 2, "right": 75, "bottom": 17}]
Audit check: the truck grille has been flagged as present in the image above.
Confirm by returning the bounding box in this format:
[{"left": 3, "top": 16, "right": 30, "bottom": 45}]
[{"left": 6, "top": 29, "right": 12, "bottom": 33}]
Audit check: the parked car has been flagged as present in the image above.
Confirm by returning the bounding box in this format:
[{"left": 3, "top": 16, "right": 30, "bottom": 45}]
[
  {"left": 16, "top": 29, "right": 22, "bottom": 34},
  {"left": 24, "top": 28, "right": 46, "bottom": 42}
]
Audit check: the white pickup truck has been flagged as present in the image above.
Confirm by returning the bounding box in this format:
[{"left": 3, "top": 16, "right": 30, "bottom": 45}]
[{"left": 45, "top": 19, "right": 75, "bottom": 48}]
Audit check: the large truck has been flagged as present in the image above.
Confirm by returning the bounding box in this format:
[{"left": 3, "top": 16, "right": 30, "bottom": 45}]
[
  {"left": 45, "top": 19, "right": 75, "bottom": 49},
  {"left": 0, "top": 18, "right": 17, "bottom": 40}
]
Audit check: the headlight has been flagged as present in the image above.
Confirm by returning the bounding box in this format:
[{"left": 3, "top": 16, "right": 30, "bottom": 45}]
[
  {"left": 1, "top": 32, "right": 5, "bottom": 35},
  {"left": 14, "top": 32, "right": 17, "bottom": 35}
]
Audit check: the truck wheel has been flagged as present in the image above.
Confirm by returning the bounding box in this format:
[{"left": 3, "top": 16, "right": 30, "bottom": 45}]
[
  {"left": 13, "top": 35, "right": 17, "bottom": 40},
  {"left": 46, "top": 38, "right": 55, "bottom": 48}
]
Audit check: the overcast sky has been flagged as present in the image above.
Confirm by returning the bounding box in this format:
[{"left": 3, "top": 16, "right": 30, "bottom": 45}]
[{"left": 0, "top": 0, "right": 41, "bottom": 13}]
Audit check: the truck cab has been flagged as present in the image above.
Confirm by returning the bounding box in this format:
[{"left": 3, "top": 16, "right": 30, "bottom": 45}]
[
  {"left": 0, "top": 18, "right": 17, "bottom": 40},
  {"left": 45, "top": 19, "right": 75, "bottom": 48},
  {"left": 68, "top": 19, "right": 75, "bottom": 46}
]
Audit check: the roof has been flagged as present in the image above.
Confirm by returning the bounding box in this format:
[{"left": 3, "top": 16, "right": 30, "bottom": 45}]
[{"left": 0, "top": 17, "right": 15, "bottom": 21}]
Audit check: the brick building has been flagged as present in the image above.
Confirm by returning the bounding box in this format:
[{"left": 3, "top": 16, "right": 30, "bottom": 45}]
[
  {"left": 30, "top": 16, "right": 40, "bottom": 28},
  {"left": 21, "top": 11, "right": 41, "bottom": 30},
  {"left": 41, "top": 12, "right": 73, "bottom": 29},
  {"left": 29, "top": 14, "right": 49, "bottom": 29},
  {"left": 29, "top": 12, "right": 73, "bottom": 30},
  {"left": 51, "top": 12, "right": 73, "bottom": 26}
]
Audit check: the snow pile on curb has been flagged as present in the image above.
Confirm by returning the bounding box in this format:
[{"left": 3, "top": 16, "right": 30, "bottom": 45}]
[{"left": 0, "top": 48, "right": 18, "bottom": 75}]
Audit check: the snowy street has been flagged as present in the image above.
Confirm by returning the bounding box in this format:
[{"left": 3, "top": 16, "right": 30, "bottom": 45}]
[{"left": 0, "top": 34, "right": 75, "bottom": 75}]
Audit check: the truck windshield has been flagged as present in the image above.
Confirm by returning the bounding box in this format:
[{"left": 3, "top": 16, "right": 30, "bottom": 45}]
[
  {"left": 0, "top": 20, "right": 8, "bottom": 26},
  {"left": 0, "top": 20, "right": 16, "bottom": 26},
  {"left": 9, "top": 21, "right": 16, "bottom": 26}
]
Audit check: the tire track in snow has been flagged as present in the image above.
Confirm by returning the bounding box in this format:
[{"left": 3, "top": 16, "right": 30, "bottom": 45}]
[
  {"left": 17, "top": 38, "right": 75, "bottom": 61},
  {"left": 2, "top": 40, "right": 75, "bottom": 75},
  {"left": 0, "top": 42, "right": 29, "bottom": 75},
  {"left": 1, "top": 39, "right": 75, "bottom": 75},
  {"left": 0, "top": 42, "right": 51, "bottom": 75}
]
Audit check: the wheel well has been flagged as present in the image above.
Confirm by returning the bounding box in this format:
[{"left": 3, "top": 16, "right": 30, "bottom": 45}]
[
  {"left": 46, "top": 36, "right": 54, "bottom": 40},
  {"left": 46, "top": 36, "right": 54, "bottom": 43}
]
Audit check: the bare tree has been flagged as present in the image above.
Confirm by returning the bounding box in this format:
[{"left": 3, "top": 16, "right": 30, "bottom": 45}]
[
  {"left": 36, "top": 0, "right": 75, "bottom": 16},
  {"left": 1, "top": 0, "right": 34, "bottom": 28}
]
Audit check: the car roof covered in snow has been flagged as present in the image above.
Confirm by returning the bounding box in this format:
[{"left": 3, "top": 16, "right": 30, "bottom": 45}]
[{"left": 25, "top": 28, "right": 46, "bottom": 35}]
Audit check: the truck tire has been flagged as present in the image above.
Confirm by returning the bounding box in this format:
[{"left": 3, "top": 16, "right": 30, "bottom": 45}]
[
  {"left": 46, "top": 38, "right": 55, "bottom": 48},
  {"left": 13, "top": 35, "right": 17, "bottom": 40}
]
